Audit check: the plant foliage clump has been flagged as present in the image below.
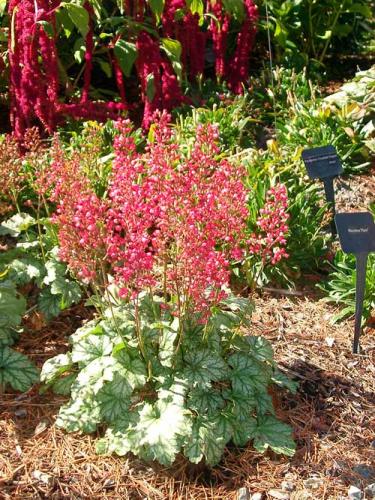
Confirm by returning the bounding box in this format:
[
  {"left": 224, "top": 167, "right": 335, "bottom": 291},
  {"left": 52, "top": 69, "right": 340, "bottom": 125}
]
[
  {"left": 39, "top": 114, "right": 295, "bottom": 465},
  {"left": 42, "top": 294, "right": 297, "bottom": 466}
]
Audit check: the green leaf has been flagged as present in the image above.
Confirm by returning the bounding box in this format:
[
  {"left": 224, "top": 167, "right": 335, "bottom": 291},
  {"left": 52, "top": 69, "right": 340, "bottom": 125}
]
[
  {"left": 41, "top": 353, "right": 73, "bottom": 383},
  {"left": 271, "top": 368, "right": 299, "bottom": 394},
  {"left": 114, "top": 348, "right": 147, "bottom": 388},
  {"left": 43, "top": 260, "right": 67, "bottom": 286},
  {"left": 56, "top": 396, "right": 101, "bottom": 433},
  {"left": 185, "top": 415, "right": 230, "bottom": 466},
  {"left": 161, "top": 38, "right": 182, "bottom": 82},
  {"left": 254, "top": 390, "right": 274, "bottom": 416},
  {"left": 0, "top": 282, "right": 26, "bottom": 346},
  {"left": 50, "top": 277, "right": 82, "bottom": 309},
  {"left": 0, "top": 347, "right": 39, "bottom": 392},
  {"left": 8, "top": 257, "right": 44, "bottom": 286},
  {"left": 188, "top": 386, "right": 225, "bottom": 415},
  {"left": 253, "top": 415, "right": 295, "bottom": 457},
  {"left": 146, "top": 73, "right": 156, "bottom": 102},
  {"left": 183, "top": 348, "right": 229, "bottom": 385},
  {"left": 221, "top": 0, "right": 245, "bottom": 22},
  {"left": 232, "top": 415, "right": 257, "bottom": 447},
  {"left": 61, "top": 2, "right": 90, "bottom": 38},
  {"left": 246, "top": 336, "right": 274, "bottom": 362},
  {"left": 0, "top": 0, "right": 7, "bottom": 17},
  {"left": 229, "top": 352, "right": 271, "bottom": 397},
  {"left": 0, "top": 213, "right": 36, "bottom": 237},
  {"left": 71, "top": 330, "right": 113, "bottom": 364},
  {"left": 72, "top": 356, "right": 118, "bottom": 395},
  {"left": 37, "top": 20, "right": 54, "bottom": 38},
  {"left": 136, "top": 400, "right": 192, "bottom": 465},
  {"left": 186, "top": 0, "right": 204, "bottom": 24},
  {"left": 52, "top": 373, "right": 77, "bottom": 395},
  {"left": 113, "top": 39, "right": 138, "bottom": 77},
  {"left": 37, "top": 288, "right": 62, "bottom": 320},
  {"left": 149, "top": 0, "right": 165, "bottom": 23},
  {"left": 98, "top": 373, "right": 132, "bottom": 422},
  {"left": 96, "top": 417, "right": 140, "bottom": 456}
]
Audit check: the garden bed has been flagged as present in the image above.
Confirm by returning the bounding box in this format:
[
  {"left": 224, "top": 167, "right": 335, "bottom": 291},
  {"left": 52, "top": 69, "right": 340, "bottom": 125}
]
[{"left": 1, "top": 292, "right": 374, "bottom": 499}]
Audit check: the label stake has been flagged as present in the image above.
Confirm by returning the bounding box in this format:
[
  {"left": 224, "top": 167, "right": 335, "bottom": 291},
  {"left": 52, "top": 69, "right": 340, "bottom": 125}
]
[
  {"left": 302, "top": 145, "right": 343, "bottom": 237},
  {"left": 335, "top": 212, "right": 375, "bottom": 354}
]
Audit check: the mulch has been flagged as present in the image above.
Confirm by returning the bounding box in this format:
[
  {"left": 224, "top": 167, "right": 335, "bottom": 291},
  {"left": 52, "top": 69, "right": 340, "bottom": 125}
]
[{"left": 1, "top": 292, "right": 374, "bottom": 500}]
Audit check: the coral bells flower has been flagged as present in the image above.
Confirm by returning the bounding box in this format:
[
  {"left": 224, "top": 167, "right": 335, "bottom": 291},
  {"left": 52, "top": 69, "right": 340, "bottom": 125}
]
[
  {"left": 37, "top": 139, "right": 108, "bottom": 282},
  {"left": 248, "top": 184, "right": 289, "bottom": 265},
  {"left": 108, "top": 113, "right": 249, "bottom": 315}
]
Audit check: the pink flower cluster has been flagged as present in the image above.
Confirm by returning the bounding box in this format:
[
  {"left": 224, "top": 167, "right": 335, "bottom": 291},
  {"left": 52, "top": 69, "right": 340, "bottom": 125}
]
[
  {"left": 44, "top": 114, "right": 251, "bottom": 316},
  {"left": 107, "top": 113, "right": 249, "bottom": 314},
  {"left": 36, "top": 139, "right": 108, "bottom": 282},
  {"left": 248, "top": 184, "right": 289, "bottom": 265}
]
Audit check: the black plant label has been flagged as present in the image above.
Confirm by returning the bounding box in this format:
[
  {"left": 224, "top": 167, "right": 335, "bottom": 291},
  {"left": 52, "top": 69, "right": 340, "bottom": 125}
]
[{"left": 302, "top": 145, "right": 343, "bottom": 180}]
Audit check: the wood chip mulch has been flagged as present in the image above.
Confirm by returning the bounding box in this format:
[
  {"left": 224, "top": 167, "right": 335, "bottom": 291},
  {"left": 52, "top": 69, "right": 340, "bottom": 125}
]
[{"left": 0, "top": 293, "right": 374, "bottom": 500}]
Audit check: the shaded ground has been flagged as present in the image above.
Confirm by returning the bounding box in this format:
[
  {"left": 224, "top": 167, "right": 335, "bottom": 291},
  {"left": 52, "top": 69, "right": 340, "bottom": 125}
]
[{"left": 1, "top": 293, "right": 374, "bottom": 500}]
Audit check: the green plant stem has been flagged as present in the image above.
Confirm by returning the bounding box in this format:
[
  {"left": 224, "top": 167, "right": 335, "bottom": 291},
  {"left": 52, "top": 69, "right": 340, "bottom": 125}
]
[
  {"left": 319, "top": 5, "right": 343, "bottom": 63},
  {"left": 134, "top": 297, "right": 147, "bottom": 363}
]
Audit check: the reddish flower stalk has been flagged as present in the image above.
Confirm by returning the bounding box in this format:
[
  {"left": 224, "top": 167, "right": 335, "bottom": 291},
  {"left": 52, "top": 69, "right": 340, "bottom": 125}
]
[
  {"left": 227, "top": 0, "right": 258, "bottom": 93},
  {"left": 248, "top": 184, "right": 289, "bottom": 265}
]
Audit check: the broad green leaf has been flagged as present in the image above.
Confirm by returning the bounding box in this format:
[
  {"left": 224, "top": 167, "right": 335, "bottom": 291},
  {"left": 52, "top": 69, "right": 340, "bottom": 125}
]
[
  {"left": 0, "top": 283, "right": 26, "bottom": 346},
  {"left": 136, "top": 400, "right": 192, "bottom": 465},
  {"left": 61, "top": 2, "right": 90, "bottom": 38},
  {"left": 149, "top": 0, "right": 165, "bottom": 23},
  {"left": 0, "top": 213, "right": 36, "bottom": 237},
  {"left": 254, "top": 390, "right": 274, "bottom": 416},
  {"left": 96, "top": 418, "right": 140, "bottom": 456},
  {"left": 113, "top": 39, "right": 138, "bottom": 77},
  {"left": 253, "top": 415, "right": 295, "bottom": 457},
  {"left": 188, "top": 386, "right": 225, "bottom": 415},
  {"left": 186, "top": 0, "right": 204, "bottom": 23},
  {"left": 52, "top": 373, "right": 77, "bottom": 395},
  {"left": 229, "top": 352, "right": 271, "bottom": 397},
  {"left": 56, "top": 7, "right": 75, "bottom": 38},
  {"left": 73, "top": 37, "right": 86, "bottom": 64},
  {"left": 37, "top": 288, "right": 62, "bottom": 320},
  {"left": 232, "top": 415, "right": 257, "bottom": 446},
  {"left": 98, "top": 373, "right": 132, "bottom": 422},
  {"left": 183, "top": 348, "right": 229, "bottom": 385},
  {"left": 50, "top": 277, "right": 82, "bottom": 309},
  {"left": 72, "top": 356, "right": 117, "bottom": 395},
  {"left": 98, "top": 60, "right": 112, "bottom": 78},
  {"left": 41, "top": 353, "right": 73, "bottom": 383},
  {"left": 222, "top": 0, "right": 245, "bottom": 22},
  {"left": 8, "top": 257, "right": 44, "bottom": 286},
  {"left": 223, "top": 388, "right": 257, "bottom": 418},
  {"left": 246, "top": 336, "right": 274, "bottom": 362},
  {"left": 43, "top": 260, "right": 67, "bottom": 286},
  {"left": 161, "top": 38, "right": 182, "bottom": 81},
  {"left": 0, "top": 347, "right": 39, "bottom": 392},
  {"left": 71, "top": 330, "right": 113, "bottom": 364},
  {"left": 185, "top": 416, "right": 229, "bottom": 466},
  {"left": 56, "top": 396, "right": 101, "bottom": 433},
  {"left": 114, "top": 348, "right": 147, "bottom": 388}
]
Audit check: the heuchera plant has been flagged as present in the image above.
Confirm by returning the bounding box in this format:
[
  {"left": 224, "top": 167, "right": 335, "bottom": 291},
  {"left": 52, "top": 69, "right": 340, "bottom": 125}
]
[{"left": 40, "top": 114, "right": 296, "bottom": 466}]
